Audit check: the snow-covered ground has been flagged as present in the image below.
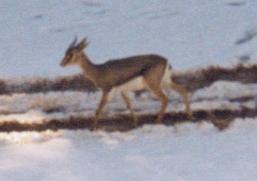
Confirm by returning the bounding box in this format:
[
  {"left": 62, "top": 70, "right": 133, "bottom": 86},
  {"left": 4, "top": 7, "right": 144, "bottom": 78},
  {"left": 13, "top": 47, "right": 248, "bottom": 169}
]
[
  {"left": 0, "top": 0, "right": 257, "bottom": 77},
  {"left": 1, "top": 118, "right": 257, "bottom": 181},
  {"left": 1, "top": 0, "right": 257, "bottom": 180},
  {"left": 0, "top": 80, "right": 256, "bottom": 180}
]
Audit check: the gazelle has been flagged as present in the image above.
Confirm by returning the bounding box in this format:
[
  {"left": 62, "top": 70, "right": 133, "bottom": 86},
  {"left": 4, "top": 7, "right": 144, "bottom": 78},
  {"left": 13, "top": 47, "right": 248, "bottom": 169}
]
[{"left": 60, "top": 37, "right": 192, "bottom": 128}]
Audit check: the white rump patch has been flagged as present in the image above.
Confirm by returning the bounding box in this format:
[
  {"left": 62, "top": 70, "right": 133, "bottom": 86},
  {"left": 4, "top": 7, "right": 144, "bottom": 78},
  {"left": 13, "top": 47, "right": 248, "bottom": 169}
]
[{"left": 161, "top": 64, "right": 173, "bottom": 88}]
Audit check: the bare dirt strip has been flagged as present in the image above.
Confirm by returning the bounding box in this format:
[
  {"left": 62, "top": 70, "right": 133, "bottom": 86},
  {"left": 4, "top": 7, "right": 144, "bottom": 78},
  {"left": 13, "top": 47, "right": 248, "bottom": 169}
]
[{"left": 0, "top": 107, "right": 256, "bottom": 133}]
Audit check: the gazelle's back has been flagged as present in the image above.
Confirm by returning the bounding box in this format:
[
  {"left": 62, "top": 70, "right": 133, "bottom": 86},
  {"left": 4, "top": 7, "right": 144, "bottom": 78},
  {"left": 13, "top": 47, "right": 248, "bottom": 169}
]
[{"left": 102, "top": 54, "right": 167, "bottom": 70}]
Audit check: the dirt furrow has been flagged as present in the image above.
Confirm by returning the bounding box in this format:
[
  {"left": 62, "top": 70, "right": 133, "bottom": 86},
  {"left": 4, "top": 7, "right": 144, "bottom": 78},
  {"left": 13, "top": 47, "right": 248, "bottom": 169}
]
[{"left": 0, "top": 107, "right": 256, "bottom": 132}]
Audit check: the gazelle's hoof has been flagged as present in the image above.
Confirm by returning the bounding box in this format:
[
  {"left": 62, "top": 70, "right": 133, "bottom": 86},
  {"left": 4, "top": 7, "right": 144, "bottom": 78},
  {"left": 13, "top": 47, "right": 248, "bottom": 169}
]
[
  {"left": 90, "top": 119, "right": 97, "bottom": 131},
  {"left": 155, "top": 117, "right": 163, "bottom": 124},
  {"left": 90, "top": 125, "right": 97, "bottom": 131},
  {"left": 132, "top": 117, "right": 138, "bottom": 128},
  {"left": 132, "top": 121, "right": 138, "bottom": 128},
  {"left": 187, "top": 109, "right": 193, "bottom": 119}
]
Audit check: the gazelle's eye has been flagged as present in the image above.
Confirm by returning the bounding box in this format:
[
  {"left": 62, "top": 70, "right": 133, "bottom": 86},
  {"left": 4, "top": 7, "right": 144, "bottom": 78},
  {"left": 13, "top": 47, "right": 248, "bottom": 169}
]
[{"left": 66, "top": 54, "right": 71, "bottom": 59}]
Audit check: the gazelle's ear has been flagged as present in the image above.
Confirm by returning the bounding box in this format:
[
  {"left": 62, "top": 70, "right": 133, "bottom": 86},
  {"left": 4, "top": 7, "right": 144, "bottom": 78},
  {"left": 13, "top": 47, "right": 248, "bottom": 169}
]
[{"left": 77, "top": 38, "right": 89, "bottom": 50}]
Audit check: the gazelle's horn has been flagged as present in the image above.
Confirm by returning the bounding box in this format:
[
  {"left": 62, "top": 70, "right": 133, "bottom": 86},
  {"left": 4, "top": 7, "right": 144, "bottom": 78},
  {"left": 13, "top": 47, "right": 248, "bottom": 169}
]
[{"left": 69, "top": 36, "right": 78, "bottom": 48}]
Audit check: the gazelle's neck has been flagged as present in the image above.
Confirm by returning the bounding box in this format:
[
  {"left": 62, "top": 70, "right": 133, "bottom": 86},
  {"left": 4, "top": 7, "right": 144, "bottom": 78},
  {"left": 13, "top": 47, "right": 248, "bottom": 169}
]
[{"left": 79, "top": 53, "right": 98, "bottom": 80}]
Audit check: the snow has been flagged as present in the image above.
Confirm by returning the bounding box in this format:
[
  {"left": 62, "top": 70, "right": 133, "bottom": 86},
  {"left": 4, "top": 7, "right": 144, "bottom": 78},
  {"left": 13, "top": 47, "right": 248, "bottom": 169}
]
[
  {"left": 0, "top": 80, "right": 256, "bottom": 180},
  {"left": 1, "top": 118, "right": 257, "bottom": 181},
  {"left": 0, "top": 0, "right": 257, "bottom": 77},
  {"left": 0, "top": 81, "right": 256, "bottom": 123},
  {"left": 193, "top": 81, "right": 257, "bottom": 100},
  {"left": 1, "top": 0, "right": 257, "bottom": 180}
]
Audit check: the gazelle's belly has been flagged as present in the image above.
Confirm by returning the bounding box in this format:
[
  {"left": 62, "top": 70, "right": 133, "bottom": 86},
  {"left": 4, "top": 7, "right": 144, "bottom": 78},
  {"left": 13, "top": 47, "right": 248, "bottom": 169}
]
[
  {"left": 109, "top": 77, "right": 146, "bottom": 100},
  {"left": 114, "top": 76, "right": 146, "bottom": 92}
]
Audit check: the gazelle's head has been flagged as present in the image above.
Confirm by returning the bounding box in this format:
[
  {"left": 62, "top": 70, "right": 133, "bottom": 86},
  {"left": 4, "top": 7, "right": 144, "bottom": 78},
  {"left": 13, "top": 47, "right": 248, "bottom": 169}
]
[{"left": 60, "top": 37, "right": 89, "bottom": 67}]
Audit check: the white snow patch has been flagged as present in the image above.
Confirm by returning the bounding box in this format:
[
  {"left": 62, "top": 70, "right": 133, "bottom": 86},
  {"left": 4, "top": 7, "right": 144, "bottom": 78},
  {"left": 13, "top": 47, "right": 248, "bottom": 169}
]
[
  {"left": 194, "top": 81, "right": 257, "bottom": 100},
  {"left": 0, "top": 118, "right": 257, "bottom": 180}
]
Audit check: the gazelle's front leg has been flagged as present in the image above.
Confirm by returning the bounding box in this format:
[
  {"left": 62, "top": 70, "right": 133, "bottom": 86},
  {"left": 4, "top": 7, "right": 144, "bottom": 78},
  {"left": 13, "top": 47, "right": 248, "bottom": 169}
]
[
  {"left": 94, "top": 90, "right": 109, "bottom": 129},
  {"left": 170, "top": 82, "right": 192, "bottom": 117},
  {"left": 121, "top": 92, "right": 138, "bottom": 127}
]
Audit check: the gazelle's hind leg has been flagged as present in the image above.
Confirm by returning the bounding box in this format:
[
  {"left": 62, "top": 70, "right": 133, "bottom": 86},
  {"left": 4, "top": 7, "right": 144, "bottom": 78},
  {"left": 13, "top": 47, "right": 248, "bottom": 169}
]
[
  {"left": 121, "top": 92, "right": 138, "bottom": 127},
  {"left": 170, "top": 82, "right": 192, "bottom": 117},
  {"left": 143, "top": 64, "right": 169, "bottom": 123},
  {"left": 149, "top": 86, "right": 169, "bottom": 123}
]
